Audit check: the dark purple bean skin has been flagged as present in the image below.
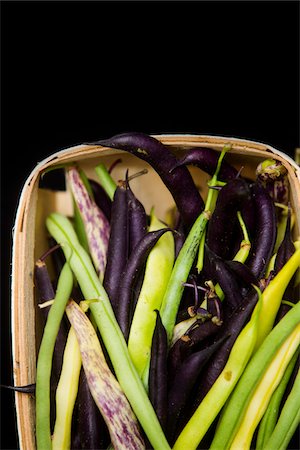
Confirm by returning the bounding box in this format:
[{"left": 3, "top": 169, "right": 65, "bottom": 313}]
[
  {"left": 192, "top": 288, "right": 258, "bottom": 408},
  {"left": 167, "top": 334, "right": 229, "bottom": 445},
  {"left": 204, "top": 245, "right": 244, "bottom": 309},
  {"left": 0, "top": 383, "right": 36, "bottom": 394},
  {"left": 206, "top": 178, "right": 251, "bottom": 260},
  {"left": 126, "top": 175, "right": 148, "bottom": 254},
  {"left": 224, "top": 260, "right": 258, "bottom": 286},
  {"left": 149, "top": 311, "right": 168, "bottom": 433},
  {"left": 274, "top": 208, "right": 294, "bottom": 274},
  {"left": 88, "top": 178, "right": 112, "bottom": 222},
  {"left": 172, "top": 147, "right": 238, "bottom": 181},
  {"left": 73, "top": 369, "right": 109, "bottom": 450},
  {"left": 168, "top": 318, "right": 222, "bottom": 376},
  {"left": 274, "top": 209, "right": 296, "bottom": 323},
  {"left": 86, "top": 132, "right": 204, "bottom": 228},
  {"left": 246, "top": 182, "right": 277, "bottom": 280},
  {"left": 103, "top": 183, "right": 129, "bottom": 313},
  {"left": 34, "top": 259, "right": 56, "bottom": 303},
  {"left": 117, "top": 228, "right": 173, "bottom": 341}
]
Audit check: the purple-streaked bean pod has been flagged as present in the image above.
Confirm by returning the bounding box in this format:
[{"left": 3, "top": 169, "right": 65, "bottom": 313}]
[
  {"left": 103, "top": 179, "right": 130, "bottom": 313},
  {"left": 246, "top": 182, "right": 277, "bottom": 280},
  {"left": 85, "top": 132, "right": 204, "bottom": 228},
  {"left": 117, "top": 228, "right": 173, "bottom": 341},
  {"left": 88, "top": 178, "right": 112, "bottom": 222},
  {"left": 171, "top": 147, "right": 239, "bottom": 181},
  {"left": 66, "top": 300, "right": 145, "bottom": 450},
  {"left": 148, "top": 311, "right": 168, "bottom": 433},
  {"left": 206, "top": 178, "right": 251, "bottom": 260},
  {"left": 67, "top": 166, "right": 110, "bottom": 281}
]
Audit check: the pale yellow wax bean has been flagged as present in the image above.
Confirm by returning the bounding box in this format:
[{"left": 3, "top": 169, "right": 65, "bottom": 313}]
[
  {"left": 128, "top": 210, "right": 175, "bottom": 383},
  {"left": 229, "top": 323, "right": 300, "bottom": 450},
  {"left": 52, "top": 327, "right": 82, "bottom": 450}
]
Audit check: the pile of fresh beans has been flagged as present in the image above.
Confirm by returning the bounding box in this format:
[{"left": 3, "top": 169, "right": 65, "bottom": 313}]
[{"left": 30, "top": 133, "right": 300, "bottom": 449}]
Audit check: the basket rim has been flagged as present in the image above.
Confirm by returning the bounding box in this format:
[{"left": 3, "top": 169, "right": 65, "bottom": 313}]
[{"left": 10, "top": 133, "right": 300, "bottom": 450}]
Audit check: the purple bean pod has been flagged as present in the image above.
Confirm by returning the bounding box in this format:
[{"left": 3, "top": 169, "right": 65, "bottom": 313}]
[
  {"left": 85, "top": 132, "right": 204, "bottom": 229},
  {"left": 246, "top": 182, "right": 277, "bottom": 280},
  {"left": 103, "top": 181, "right": 130, "bottom": 313},
  {"left": 206, "top": 178, "right": 251, "bottom": 260},
  {"left": 172, "top": 147, "right": 239, "bottom": 181}
]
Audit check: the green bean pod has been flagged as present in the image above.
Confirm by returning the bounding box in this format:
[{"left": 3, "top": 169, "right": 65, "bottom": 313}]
[
  {"left": 209, "top": 301, "right": 300, "bottom": 450},
  {"left": 46, "top": 212, "right": 171, "bottom": 450},
  {"left": 255, "top": 349, "right": 299, "bottom": 450},
  {"left": 262, "top": 365, "right": 300, "bottom": 450},
  {"left": 229, "top": 323, "right": 300, "bottom": 450},
  {"left": 35, "top": 262, "right": 74, "bottom": 450}
]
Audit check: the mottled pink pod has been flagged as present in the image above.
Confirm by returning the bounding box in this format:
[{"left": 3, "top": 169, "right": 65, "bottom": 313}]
[
  {"left": 66, "top": 300, "right": 145, "bottom": 450},
  {"left": 67, "top": 167, "right": 110, "bottom": 281}
]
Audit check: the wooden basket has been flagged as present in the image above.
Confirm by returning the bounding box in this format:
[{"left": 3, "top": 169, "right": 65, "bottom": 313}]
[{"left": 11, "top": 134, "right": 300, "bottom": 450}]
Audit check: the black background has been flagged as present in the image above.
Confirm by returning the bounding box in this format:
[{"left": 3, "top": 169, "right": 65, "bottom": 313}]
[{"left": 1, "top": 1, "right": 299, "bottom": 449}]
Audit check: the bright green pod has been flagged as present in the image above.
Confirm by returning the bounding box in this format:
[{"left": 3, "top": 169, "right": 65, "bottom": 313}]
[
  {"left": 263, "top": 365, "right": 300, "bottom": 450},
  {"left": 256, "top": 349, "right": 299, "bottom": 450},
  {"left": 209, "top": 301, "right": 300, "bottom": 450},
  {"left": 46, "top": 212, "right": 171, "bottom": 450},
  {"left": 35, "top": 262, "right": 74, "bottom": 450}
]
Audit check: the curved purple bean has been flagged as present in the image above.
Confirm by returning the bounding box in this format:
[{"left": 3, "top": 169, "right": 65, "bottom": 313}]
[
  {"left": 85, "top": 132, "right": 204, "bottom": 228},
  {"left": 191, "top": 288, "right": 259, "bottom": 408},
  {"left": 172, "top": 147, "right": 238, "bottom": 181},
  {"left": 167, "top": 318, "right": 222, "bottom": 377},
  {"left": 206, "top": 178, "right": 251, "bottom": 260},
  {"left": 167, "top": 334, "right": 229, "bottom": 445},
  {"left": 204, "top": 245, "right": 244, "bottom": 309},
  {"left": 246, "top": 182, "right": 277, "bottom": 280}
]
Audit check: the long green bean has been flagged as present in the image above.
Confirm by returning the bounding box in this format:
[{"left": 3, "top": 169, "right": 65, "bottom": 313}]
[
  {"left": 46, "top": 212, "right": 170, "bottom": 450},
  {"left": 35, "top": 262, "right": 73, "bottom": 450}
]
